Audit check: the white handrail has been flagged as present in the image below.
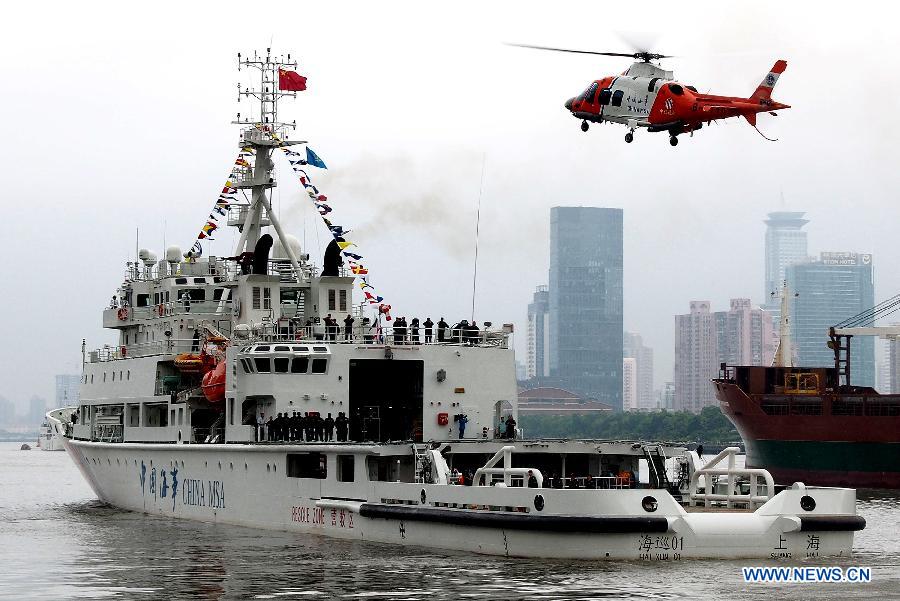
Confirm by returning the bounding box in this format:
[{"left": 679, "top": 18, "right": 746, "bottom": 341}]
[
  {"left": 473, "top": 445, "right": 544, "bottom": 488},
  {"left": 688, "top": 446, "right": 774, "bottom": 508}
]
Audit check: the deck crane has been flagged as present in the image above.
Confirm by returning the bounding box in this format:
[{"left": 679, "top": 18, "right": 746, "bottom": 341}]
[{"left": 828, "top": 293, "right": 900, "bottom": 386}]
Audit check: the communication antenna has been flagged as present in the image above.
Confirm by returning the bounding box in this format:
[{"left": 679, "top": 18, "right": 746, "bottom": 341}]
[{"left": 470, "top": 154, "right": 486, "bottom": 322}]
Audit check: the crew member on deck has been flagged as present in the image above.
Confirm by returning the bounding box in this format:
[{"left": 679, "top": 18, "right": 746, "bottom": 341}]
[
  {"left": 437, "top": 318, "right": 448, "bottom": 342},
  {"left": 410, "top": 318, "right": 420, "bottom": 344},
  {"left": 324, "top": 413, "right": 335, "bottom": 441},
  {"left": 343, "top": 315, "right": 354, "bottom": 340},
  {"left": 335, "top": 412, "right": 348, "bottom": 441},
  {"left": 423, "top": 317, "right": 434, "bottom": 343}
]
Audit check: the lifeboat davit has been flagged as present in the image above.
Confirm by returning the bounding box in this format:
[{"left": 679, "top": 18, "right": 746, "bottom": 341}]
[{"left": 201, "top": 361, "right": 226, "bottom": 403}]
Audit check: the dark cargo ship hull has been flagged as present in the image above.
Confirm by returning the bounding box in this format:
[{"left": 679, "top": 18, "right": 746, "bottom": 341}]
[{"left": 715, "top": 379, "right": 900, "bottom": 489}]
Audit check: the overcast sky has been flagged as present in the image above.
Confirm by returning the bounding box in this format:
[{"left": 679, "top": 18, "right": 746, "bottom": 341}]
[{"left": 3, "top": 0, "right": 900, "bottom": 408}]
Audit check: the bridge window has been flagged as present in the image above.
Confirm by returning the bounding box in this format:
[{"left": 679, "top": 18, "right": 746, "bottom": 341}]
[
  {"left": 274, "top": 358, "right": 290, "bottom": 373},
  {"left": 241, "top": 358, "right": 253, "bottom": 373},
  {"left": 252, "top": 287, "right": 261, "bottom": 310},
  {"left": 291, "top": 357, "right": 309, "bottom": 373},
  {"left": 254, "top": 357, "right": 271, "bottom": 373},
  {"left": 339, "top": 289, "right": 348, "bottom": 312},
  {"left": 598, "top": 88, "right": 612, "bottom": 105},
  {"left": 213, "top": 288, "right": 225, "bottom": 301},
  {"left": 648, "top": 77, "right": 660, "bottom": 92},
  {"left": 611, "top": 90, "right": 624, "bottom": 107},
  {"left": 274, "top": 346, "right": 291, "bottom": 352},
  {"left": 263, "top": 287, "right": 272, "bottom": 310},
  {"left": 193, "top": 277, "right": 206, "bottom": 284},
  {"left": 175, "top": 278, "right": 188, "bottom": 285},
  {"left": 328, "top": 289, "right": 336, "bottom": 311},
  {"left": 287, "top": 453, "right": 327, "bottom": 479},
  {"left": 136, "top": 294, "right": 150, "bottom": 307},
  {"left": 311, "top": 358, "right": 328, "bottom": 374}
]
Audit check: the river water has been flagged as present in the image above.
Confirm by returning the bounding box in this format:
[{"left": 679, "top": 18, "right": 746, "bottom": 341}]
[{"left": 1, "top": 442, "right": 898, "bottom": 600}]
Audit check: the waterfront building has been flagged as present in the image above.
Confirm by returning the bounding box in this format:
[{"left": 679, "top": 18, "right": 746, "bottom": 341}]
[
  {"left": 526, "top": 285, "right": 550, "bottom": 380},
  {"left": 674, "top": 301, "right": 718, "bottom": 413},
  {"left": 623, "top": 331, "right": 654, "bottom": 410},
  {"left": 786, "top": 252, "right": 875, "bottom": 387},
  {"left": 715, "top": 299, "right": 777, "bottom": 368},
  {"left": 622, "top": 358, "right": 638, "bottom": 411},
  {"left": 763, "top": 211, "right": 809, "bottom": 310},
  {"left": 517, "top": 387, "right": 614, "bottom": 416},
  {"left": 548, "top": 207, "right": 623, "bottom": 409},
  {"left": 55, "top": 374, "right": 81, "bottom": 408},
  {"left": 659, "top": 382, "right": 675, "bottom": 411}
]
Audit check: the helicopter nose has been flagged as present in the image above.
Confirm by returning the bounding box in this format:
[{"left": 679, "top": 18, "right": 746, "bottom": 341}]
[{"left": 565, "top": 97, "right": 575, "bottom": 111}]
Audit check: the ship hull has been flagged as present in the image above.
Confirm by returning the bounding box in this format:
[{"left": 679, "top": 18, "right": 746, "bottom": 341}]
[
  {"left": 64, "top": 438, "right": 862, "bottom": 561},
  {"left": 716, "top": 381, "right": 900, "bottom": 489}
]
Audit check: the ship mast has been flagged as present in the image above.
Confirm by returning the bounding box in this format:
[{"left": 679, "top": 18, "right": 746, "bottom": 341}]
[
  {"left": 232, "top": 48, "right": 306, "bottom": 282},
  {"left": 772, "top": 280, "right": 795, "bottom": 368}
]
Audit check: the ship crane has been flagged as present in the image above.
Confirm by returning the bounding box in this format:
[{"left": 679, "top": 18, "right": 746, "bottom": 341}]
[{"left": 829, "top": 293, "right": 900, "bottom": 386}]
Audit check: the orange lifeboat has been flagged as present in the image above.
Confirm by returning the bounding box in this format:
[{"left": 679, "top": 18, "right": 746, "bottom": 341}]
[{"left": 201, "top": 361, "right": 226, "bottom": 403}]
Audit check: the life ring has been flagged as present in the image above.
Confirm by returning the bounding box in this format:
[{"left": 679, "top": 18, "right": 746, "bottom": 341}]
[
  {"left": 158, "top": 304, "right": 165, "bottom": 316},
  {"left": 117, "top": 308, "right": 128, "bottom": 320},
  {"left": 121, "top": 345, "right": 127, "bottom": 357}
]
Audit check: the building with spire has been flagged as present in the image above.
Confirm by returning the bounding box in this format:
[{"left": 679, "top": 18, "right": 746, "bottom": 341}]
[{"left": 764, "top": 211, "right": 809, "bottom": 311}]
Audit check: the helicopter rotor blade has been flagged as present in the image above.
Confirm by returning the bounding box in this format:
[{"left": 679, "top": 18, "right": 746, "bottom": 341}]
[{"left": 504, "top": 43, "right": 671, "bottom": 61}]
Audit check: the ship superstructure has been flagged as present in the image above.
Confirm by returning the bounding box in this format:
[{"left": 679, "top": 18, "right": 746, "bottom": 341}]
[{"left": 56, "top": 50, "right": 866, "bottom": 560}]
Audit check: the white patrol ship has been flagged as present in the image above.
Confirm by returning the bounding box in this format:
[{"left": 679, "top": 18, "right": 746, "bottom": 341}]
[{"left": 54, "top": 50, "right": 865, "bottom": 561}]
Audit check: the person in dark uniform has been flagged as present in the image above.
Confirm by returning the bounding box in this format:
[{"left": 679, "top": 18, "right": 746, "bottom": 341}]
[
  {"left": 315, "top": 413, "right": 325, "bottom": 441},
  {"left": 504, "top": 416, "right": 517, "bottom": 440},
  {"left": 437, "top": 317, "right": 448, "bottom": 342},
  {"left": 394, "top": 317, "right": 406, "bottom": 345},
  {"left": 324, "top": 413, "right": 335, "bottom": 442},
  {"left": 335, "top": 412, "right": 348, "bottom": 442},
  {"left": 423, "top": 317, "right": 434, "bottom": 343},
  {"left": 466, "top": 321, "right": 479, "bottom": 345},
  {"left": 293, "top": 412, "right": 302, "bottom": 441},
  {"left": 410, "top": 318, "right": 420, "bottom": 344},
  {"left": 343, "top": 314, "right": 354, "bottom": 341},
  {"left": 266, "top": 415, "right": 274, "bottom": 441},
  {"left": 527, "top": 470, "right": 539, "bottom": 488},
  {"left": 303, "top": 412, "right": 312, "bottom": 441},
  {"left": 191, "top": 328, "right": 201, "bottom": 352}
]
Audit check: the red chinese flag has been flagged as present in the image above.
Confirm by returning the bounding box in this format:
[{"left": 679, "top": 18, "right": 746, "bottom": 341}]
[{"left": 278, "top": 69, "right": 307, "bottom": 91}]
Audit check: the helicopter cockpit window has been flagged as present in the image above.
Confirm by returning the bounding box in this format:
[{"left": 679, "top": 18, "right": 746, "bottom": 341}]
[
  {"left": 686, "top": 85, "right": 697, "bottom": 93},
  {"left": 585, "top": 82, "right": 599, "bottom": 103},
  {"left": 669, "top": 84, "right": 684, "bottom": 96},
  {"left": 611, "top": 90, "right": 624, "bottom": 107},
  {"left": 648, "top": 77, "right": 661, "bottom": 92},
  {"left": 598, "top": 88, "right": 612, "bottom": 105}
]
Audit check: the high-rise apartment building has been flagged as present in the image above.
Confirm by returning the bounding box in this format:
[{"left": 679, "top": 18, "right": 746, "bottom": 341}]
[
  {"left": 675, "top": 299, "right": 776, "bottom": 413},
  {"left": 674, "top": 301, "right": 718, "bottom": 413},
  {"left": 764, "top": 211, "right": 809, "bottom": 309},
  {"left": 786, "top": 252, "right": 875, "bottom": 387},
  {"left": 715, "top": 299, "right": 777, "bottom": 367},
  {"left": 526, "top": 285, "right": 550, "bottom": 380},
  {"left": 549, "top": 207, "right": 624, "bottom": 409},
  {"left": 622, "top": 358, "right": 638, "bottom": 411},
  {"left": 623, "top": 332, "right": 654, "bottom": 410},
  {"left": 55, "top": 374, "right": 81, "bottom": 408}
]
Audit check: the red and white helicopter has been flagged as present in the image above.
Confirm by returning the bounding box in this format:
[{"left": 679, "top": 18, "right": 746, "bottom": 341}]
[{"left": 510, "top": 44, "right": 789, "bottom": 146}]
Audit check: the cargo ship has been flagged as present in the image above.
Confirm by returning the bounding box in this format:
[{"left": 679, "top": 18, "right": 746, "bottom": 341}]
[{"left": 714, "top": 317, "right": 900, "bottom": 489}]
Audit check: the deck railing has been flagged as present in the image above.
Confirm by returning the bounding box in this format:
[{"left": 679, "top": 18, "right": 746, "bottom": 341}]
[{"left": 689, "top": 446, "right": 774, "bottom": 509}]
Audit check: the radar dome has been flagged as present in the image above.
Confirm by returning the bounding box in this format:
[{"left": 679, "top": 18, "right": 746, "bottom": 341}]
[
  {"left": 273, "top": 234, "right": 302, "bottom": 260},
  {"left": 165, "top": 246, "right": 182, "bottom": 264},
  {"left": 138, "top": 248, "right": 151, "bottom": 261}
]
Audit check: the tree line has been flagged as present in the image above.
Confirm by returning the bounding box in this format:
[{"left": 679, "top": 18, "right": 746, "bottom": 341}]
[{"left": 518, "top": 406, "right": 739, "bottom": 443}]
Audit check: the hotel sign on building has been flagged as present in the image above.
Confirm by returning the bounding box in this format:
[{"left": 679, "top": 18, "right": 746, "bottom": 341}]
[{"left": 820, "top": 252, "right": 872, "bottom": 267}]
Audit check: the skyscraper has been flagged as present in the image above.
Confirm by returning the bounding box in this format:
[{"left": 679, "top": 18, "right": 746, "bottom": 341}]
[
  {"left": 764, "top": 211, "right": 809, "bottom": 309},
  {"left": 55, "top": 374, "right": 81, "bottom": 408},
  {"left": 674, "top": 301, "right": 718, "bottom": 413},
  {"left": 623, "top": 332, "right": 654, "bottom": 410},
  {"left": 715, "top": 299, "right": 777, "bottom": 367},
  {"left": 786, "top": 252, "right": 875, "bottom": 387},
  {"left": 675, "top": 299, "right": 775, "bottom": 413},
  {"left": 622, "top": 358, "right": 638, "bottom": 411},
  {"left": 549, "top": 207, "right": 624, "bottom": 409},
  {"left": 526, "top": 285, "right": 550, "bottom": 380}
]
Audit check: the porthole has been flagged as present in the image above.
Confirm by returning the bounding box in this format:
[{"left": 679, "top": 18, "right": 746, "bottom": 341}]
[
  {"left": 534, "top": 494, "right": 545, "bottom": 512},
  {"left": 800, "top": 495, "right": 816, "bottom": 512},
  {"left": 642, "top": 496, "right": 659, "bottom": 513}
]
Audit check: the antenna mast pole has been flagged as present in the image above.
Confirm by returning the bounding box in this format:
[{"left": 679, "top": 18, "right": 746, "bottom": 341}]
[
  {"left": 470, "top": 155, "right": 486, "bottom": 323},
  {"left": 232, "top": 48, "right": 306, "bottom": 282}
]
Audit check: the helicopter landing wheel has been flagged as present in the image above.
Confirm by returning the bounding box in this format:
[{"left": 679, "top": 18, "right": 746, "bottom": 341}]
[
  {"left": 581, "top": 120, "right": 589, "bottom": 132},
  {"left": 669, "top": 136, "right": 679, "bottom": 147},
  {"left": 625, "top": 132, "right": 634, "bottom": 143}
]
